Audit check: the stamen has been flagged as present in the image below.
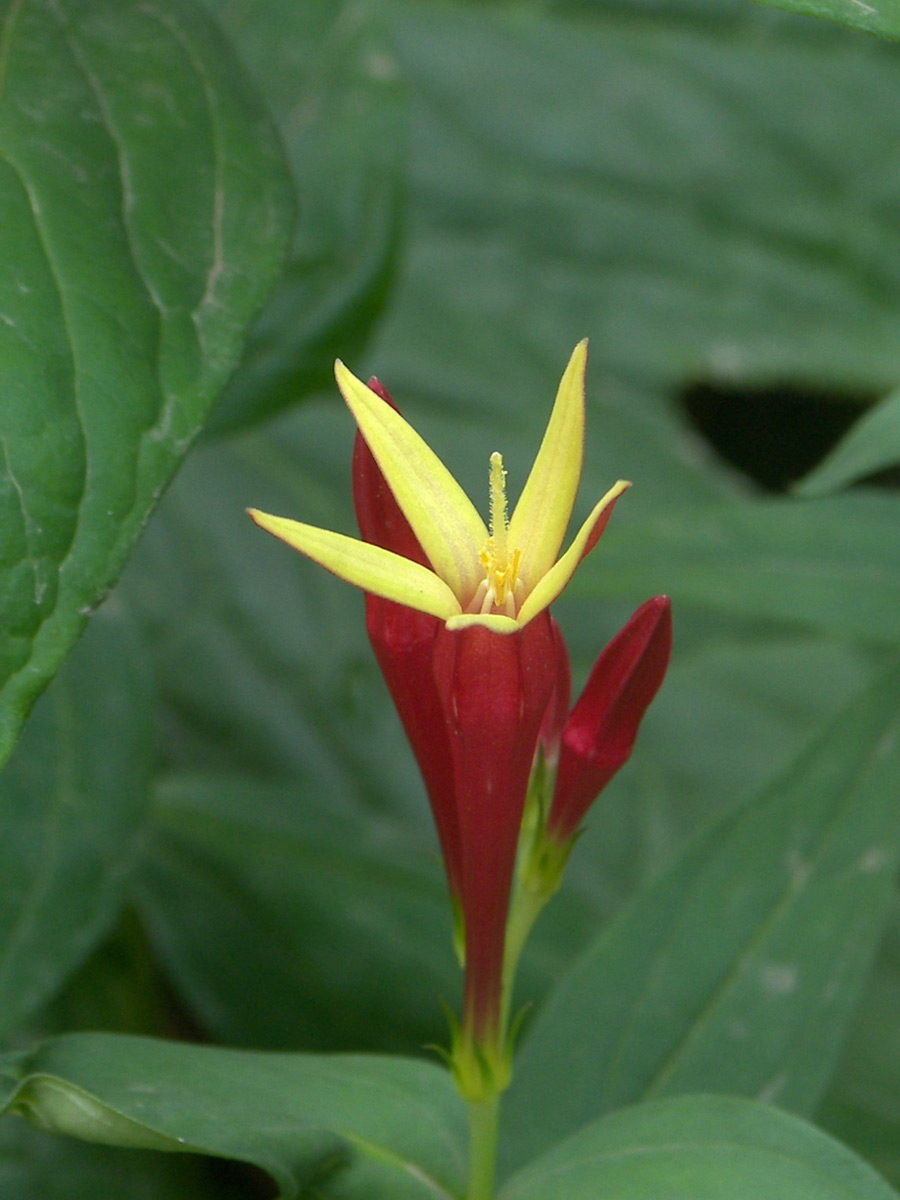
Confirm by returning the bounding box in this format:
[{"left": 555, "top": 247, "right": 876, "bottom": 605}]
[
  {"left": 470, "top": 451, "right": 523, "bottom": 616},
  {"left": 488, "top": 451, "right": 509, "bottom": 561}
]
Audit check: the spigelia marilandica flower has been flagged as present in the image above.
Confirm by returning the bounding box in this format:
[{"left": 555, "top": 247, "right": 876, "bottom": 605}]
[
  {"left": 248, "top": 342, "right": 661, "bottom": 1099},
  {"left": 249, "top": 341, "right": 629, "bottom": 634},
  {"left": 346, "top": 377, "right": 561, "bottom": 1092}
]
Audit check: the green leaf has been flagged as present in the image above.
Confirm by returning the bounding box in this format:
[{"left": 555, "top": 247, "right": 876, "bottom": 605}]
[
  {"left": 383, "top": 3, "right": 900, "bottom": 412},
  {"left": 202, "top": 0, "right": 406, "bottom": 436},
  {"left": 372, "top": 0, "right": 900, "bottom": 640},
  {"left": 500, "top": 1095, "right": 900, "bottom": 1200},
  {"left": 795, "top": 389, "right": 900, "bottom": 497},
  {"left": 586, "top": 494, "right": 900, "bottom": 645},
  {"left": 0, "top": 1034, "right": 466, "bottom": 1200},
  {"left": 0, "top": 605, "right": 153, "bottom": 1041},
  {"left": 819, "top": 894, "right": 900, "bottom": 1188},
  {"left": 0, "top": 0, "right": 294, "bottom": 766},
  {"left": 23, "top": 907, "right": 189, "bottom": 1042},
  {"left": 751, "top": 0, "right": 900, "bottom": 41},
  {"left": 501, "top": 664, "right": 900, "bottom": 1169},
  {"left": 0, "top": 1114, "right": 217, "bottom": 1200},
  {"left": 133, "top": 773, "right": 459, "bottom": 1052}
]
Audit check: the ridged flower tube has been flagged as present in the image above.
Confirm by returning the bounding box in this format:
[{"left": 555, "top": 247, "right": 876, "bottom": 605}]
[{"left": 433, "top": 615, "right": 558, "bottom": 1086}]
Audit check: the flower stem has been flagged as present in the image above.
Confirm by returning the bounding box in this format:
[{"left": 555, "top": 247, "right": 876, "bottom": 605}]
[
  {"left": 466, "top": 1094, "right": 501, "bottom": 1200},
  {"left": 499, "top": 881, "right": 548, "bottom": 1035}
]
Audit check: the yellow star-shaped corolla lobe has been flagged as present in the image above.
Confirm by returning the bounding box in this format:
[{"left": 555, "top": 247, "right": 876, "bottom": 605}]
[{"left": 249, "top": 341, "right": 629, "bottom": 634}]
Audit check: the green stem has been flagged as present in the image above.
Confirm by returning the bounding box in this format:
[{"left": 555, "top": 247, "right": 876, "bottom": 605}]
[
  {"left": 499, "top": 882, "right": 549, "bottom": 1035},
  {"left": 466, "top": 1094, "right": 501, "bottom": 1200},
  {"left": 455, "top": 759, "right": 572, "bottom": 1198}
]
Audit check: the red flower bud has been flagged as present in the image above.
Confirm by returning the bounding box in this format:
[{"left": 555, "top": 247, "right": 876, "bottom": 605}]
[{"left": 547, "top": 595, "right": 672, "bottom": 844}]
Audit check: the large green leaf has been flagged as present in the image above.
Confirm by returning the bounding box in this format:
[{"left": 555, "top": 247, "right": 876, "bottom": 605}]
[
  {"left": 202, "top": 0, "right": 405, "bottom": 436},
  {"left": 500, "top": 1095, "right": 899, "bottom": 1200},
  {"left": 370, "top": 0, "right": 900, "bottom": 638},
  {"left": 0, "top": 1034, "right": 466, "bottom": 1200},
  {"left": 0, "top": 606, "right": 153, "bottom": 1041},
  {"left": 133, "top": 773, "right": 459, "bottom": 1052},
  {"left": 501, "top": 664, "right": 900, "bottom": 1169},
  {"left": 584, "top": 493, "right": 900, "bottom": 645},
  {"left": 381, "top": 2, "right": 900, "bottom": 407},
  {"left": 0, "top": 0, "right": 294, "bottom": 766}
]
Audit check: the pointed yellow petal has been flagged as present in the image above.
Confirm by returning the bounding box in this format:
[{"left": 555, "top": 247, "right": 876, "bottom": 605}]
[
  {"left": 248, "top": 509, "right": 461, "bottom": 621},
  {"left": 509, "top": 340, "right": 587, "bottom": 591},
  {"left": 515, "top": 480, "right": 630, "bottom": 627},
  {"left": 445, "top": 612, "right": 520, "bottom": 634},
  {"left": 335, "top": 362, "right": 487, "bottom": 606}
]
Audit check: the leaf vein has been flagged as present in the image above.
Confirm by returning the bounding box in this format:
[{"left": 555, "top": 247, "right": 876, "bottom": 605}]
[{"left": 629, "top": 716, "right": 900, "bottom": 1103}]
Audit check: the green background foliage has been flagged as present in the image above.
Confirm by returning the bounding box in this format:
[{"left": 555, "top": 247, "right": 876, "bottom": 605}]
[{"left": 2, "top": 0, "right": 900, "bottom": 1195}]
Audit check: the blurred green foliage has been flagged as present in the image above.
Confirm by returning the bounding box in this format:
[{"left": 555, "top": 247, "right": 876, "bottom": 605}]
[{"left": 2, "top": 0, "right": 900, "bottom": 1195}]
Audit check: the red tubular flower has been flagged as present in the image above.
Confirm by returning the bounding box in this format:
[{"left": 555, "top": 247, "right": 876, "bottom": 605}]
[
  {"left": 546, "top": 595, "right": 673, "bottom": 845},
  {"left": 249, "top": 342, "right": 666, "bottom": 1094},
  {"left": 353, "top": 383, "right": 559, "bottom": 1056}
]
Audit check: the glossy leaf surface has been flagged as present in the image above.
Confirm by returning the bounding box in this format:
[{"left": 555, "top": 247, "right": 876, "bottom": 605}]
[
  {"left": 202, "top": 0, "right": 404, "bottom": 435},
  {"left": 590, "top": 494, "right": 900, "bottom": 645},
  {"left": 134, "top": 773, "right": 458, "bottom": 1053},
  {"left": 500, "top": 1095, "right": 899, "bottom": 1200},
  {"left": 0, "top": 607, "right": 153, "bottom": 1040},
  {"left": 0, "top": 1034, "right": 465, "bottom": 1200},
  {"left": 0, "top": 0, "right": 294, "bottom": 764}
]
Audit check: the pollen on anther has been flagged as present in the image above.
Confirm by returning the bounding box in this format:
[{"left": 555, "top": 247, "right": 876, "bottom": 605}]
[{"left": 488, "top": 452, "right": 509, "bottom": 549}]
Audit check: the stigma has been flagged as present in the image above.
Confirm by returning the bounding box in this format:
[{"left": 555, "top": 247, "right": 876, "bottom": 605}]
[{"left": 471, "top": 452, "right": 523, "bottom": 617}]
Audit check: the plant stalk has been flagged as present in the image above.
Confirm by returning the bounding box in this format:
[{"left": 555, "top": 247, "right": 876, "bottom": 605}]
[{"left": 466, "top": 1094, "right": 501, "bottom": 1200}]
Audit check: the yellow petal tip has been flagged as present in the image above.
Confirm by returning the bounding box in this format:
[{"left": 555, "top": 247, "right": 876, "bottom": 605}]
[{"left": 334, "top": 358, "right": 353, "bottom": 389}]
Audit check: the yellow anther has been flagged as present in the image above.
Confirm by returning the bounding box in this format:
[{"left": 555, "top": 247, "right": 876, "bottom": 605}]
[{"left": 488, "top": 451, "right": 509, "bottom": 560}]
